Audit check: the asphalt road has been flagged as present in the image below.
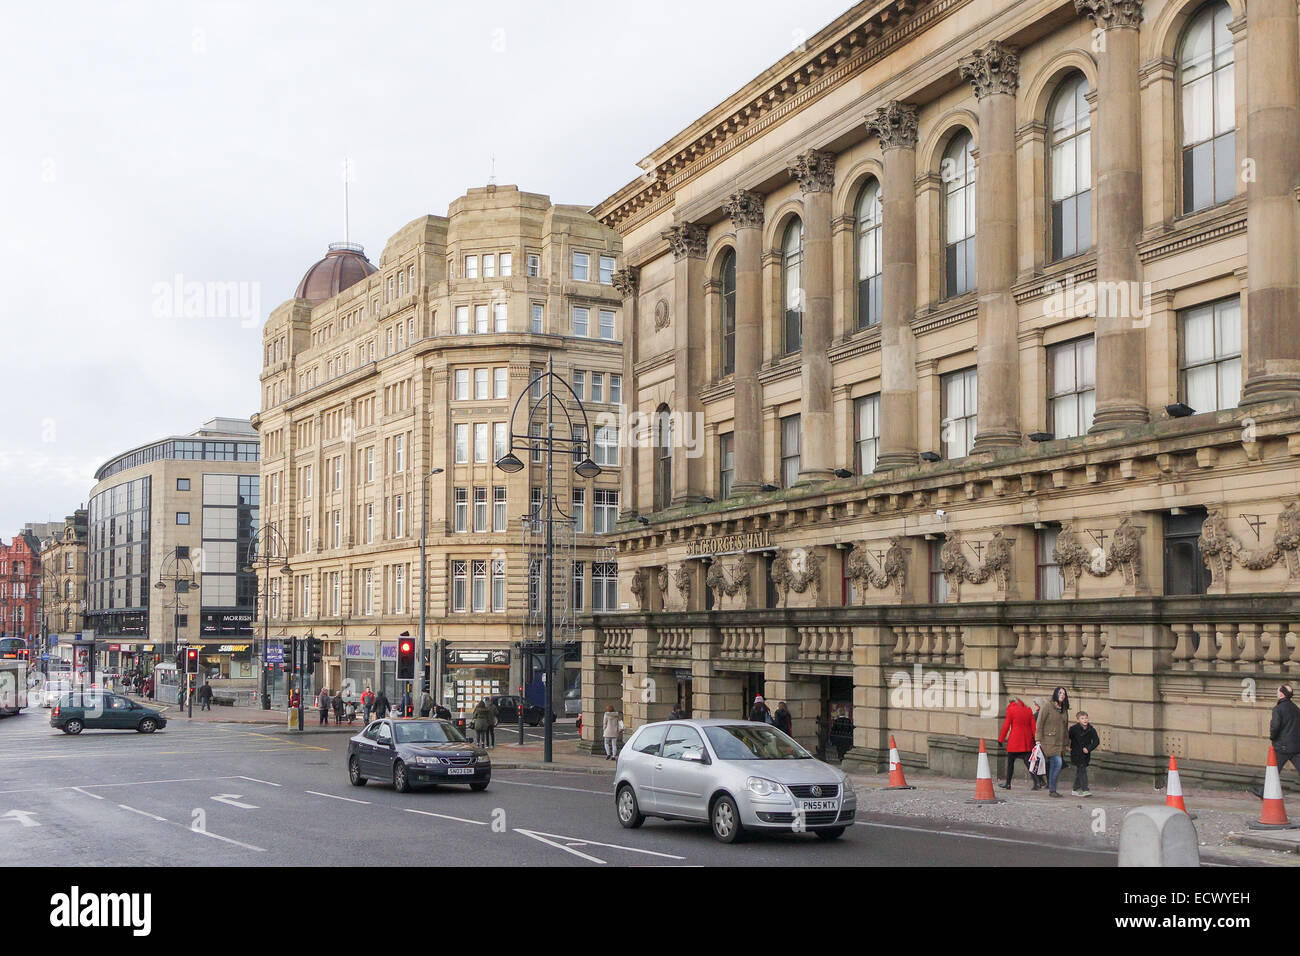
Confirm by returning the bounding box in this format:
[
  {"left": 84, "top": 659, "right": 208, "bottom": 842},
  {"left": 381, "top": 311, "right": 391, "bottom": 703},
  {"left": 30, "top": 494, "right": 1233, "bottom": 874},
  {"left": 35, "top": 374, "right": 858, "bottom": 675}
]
[{"left": 0, "top": 710, "right": 1117, "bottom": 867}]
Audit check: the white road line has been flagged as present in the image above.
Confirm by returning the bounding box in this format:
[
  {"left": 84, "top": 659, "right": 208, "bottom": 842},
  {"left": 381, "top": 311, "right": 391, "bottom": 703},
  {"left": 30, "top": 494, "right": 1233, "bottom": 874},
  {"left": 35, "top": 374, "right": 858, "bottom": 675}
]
[
  {"left": 236, "top": 776, "right": 282, "bottom": 787},
  {"left": 853, "top": 819, "right": 1114, "bottom": 853},
  {"left": 491, "top": 778, "right": 610, "bottom": 795},
  {"left": 69, "top": 787, "right": 103, "bottom": 800},
  {"left": 305, "top": 790, "right": 369, "bottom": 805},
  {"left": 515, "top": 828, "right": 685, "bottom": 860},
  {"left": 191, "top": 828, "right": 266, "bottom": 852},
  {"left": 403, "top": 808, "right": 488, "bottom": 826},
  {"left": 118, "top": 804, "right": 167, "bottom": 822},
  {"left": 515, "top": 828, "right": 606, "bottom": 863}
]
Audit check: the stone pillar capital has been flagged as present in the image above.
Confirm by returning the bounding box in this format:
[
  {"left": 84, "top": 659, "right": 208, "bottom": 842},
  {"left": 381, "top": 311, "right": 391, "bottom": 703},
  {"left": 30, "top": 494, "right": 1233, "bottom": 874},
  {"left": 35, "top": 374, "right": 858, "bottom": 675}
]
[
  {"left": 959, "top": 40, "right": 1020, "bottom": 99},
  {"left": 611, "top": 267, "right": 639, "bottom": 298},
  {"left": 723, "top": 190, "right": 766, "bottom": 230},
  {"left": 1074, "top": 0, "right": 1143, "bottom": 30},
  {"left": 661, "top": 223, "right": 708, "bottom": 260},
  {"left": 866, "top": 101, "right": 919, "bottom": 150},
  {"left": 788, "top": 149, "right": 836, "bottom": 194}
]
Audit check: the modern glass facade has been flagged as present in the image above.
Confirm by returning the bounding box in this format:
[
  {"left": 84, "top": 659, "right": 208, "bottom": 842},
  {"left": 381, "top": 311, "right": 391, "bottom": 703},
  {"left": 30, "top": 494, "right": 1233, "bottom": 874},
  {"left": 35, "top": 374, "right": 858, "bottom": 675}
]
[
  {"left": 200, "top": 474, "right": 259, "bottom": 626},
  {"left": 87, "top": 476, "right": 152, "bottom": 635}
]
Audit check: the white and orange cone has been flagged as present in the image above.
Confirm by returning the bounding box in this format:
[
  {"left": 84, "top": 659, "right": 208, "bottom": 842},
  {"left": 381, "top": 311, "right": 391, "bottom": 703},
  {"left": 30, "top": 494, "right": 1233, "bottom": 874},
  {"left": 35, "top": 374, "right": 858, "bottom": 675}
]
[
  {"left": 885, "top": 734, "right": 915, "bottom": 790},
  {"left": 966, "top": 738, "right": 1004, "bottom": 804},
  {"left": 1249, "top": 746, "right": 1296, "bottom": 830},
  {"left": 1164, "top": 755, "right": 1196, "bottom": 818}
]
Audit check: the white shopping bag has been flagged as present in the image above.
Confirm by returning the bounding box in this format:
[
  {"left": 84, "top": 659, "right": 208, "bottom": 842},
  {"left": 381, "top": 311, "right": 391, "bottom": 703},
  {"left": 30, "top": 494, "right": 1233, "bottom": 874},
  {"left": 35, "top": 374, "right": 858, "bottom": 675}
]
[{"left": 1028, "top": 742, "right": 1046, "bottom": 776}]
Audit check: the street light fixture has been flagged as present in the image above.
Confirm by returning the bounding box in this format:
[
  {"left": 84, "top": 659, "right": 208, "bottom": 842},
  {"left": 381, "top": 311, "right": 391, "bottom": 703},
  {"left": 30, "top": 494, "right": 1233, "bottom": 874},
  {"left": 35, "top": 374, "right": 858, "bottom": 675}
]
[
  {"left": 495, "top": 355, "right": 600, "bottom": 764},
  {"left": 418, "top": 467, "right": 445, "bottom": 705},
  {"left": 243, "top": 525, "right": 292, "bottom": 709}
]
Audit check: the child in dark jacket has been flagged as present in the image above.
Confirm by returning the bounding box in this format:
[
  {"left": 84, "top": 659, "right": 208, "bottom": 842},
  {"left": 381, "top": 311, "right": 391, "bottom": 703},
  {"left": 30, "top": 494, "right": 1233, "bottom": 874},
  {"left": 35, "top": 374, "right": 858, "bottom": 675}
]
[{"left": 1068, "top": 712, "right": 1101, "bottom": 796}]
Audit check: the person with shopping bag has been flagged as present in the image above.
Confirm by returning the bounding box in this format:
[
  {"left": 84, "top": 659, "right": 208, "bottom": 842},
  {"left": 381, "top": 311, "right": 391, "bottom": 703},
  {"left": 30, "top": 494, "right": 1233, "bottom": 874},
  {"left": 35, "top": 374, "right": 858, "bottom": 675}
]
[
  {"left": 1035, "top": 686, "right": 1071, "bottom": 797},
  {"left": 997, "top": 697, "right": 1037, "bottom": 790}
]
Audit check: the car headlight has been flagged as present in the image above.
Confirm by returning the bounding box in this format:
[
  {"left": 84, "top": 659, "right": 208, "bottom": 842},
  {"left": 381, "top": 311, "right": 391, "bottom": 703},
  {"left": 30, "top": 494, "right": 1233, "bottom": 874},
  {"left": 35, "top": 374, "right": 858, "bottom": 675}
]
[
  {"left": 839, "top": 774, "right": 856, "bottom": 798},
  {"left": 475, "top": 754, "right": 490, "bottom": 764},
  {"left": 415, "top": 756, "right": 438, "bottom": 766},
  {"left": 746, "top": 777, "right": 788, "bottom": 797}
]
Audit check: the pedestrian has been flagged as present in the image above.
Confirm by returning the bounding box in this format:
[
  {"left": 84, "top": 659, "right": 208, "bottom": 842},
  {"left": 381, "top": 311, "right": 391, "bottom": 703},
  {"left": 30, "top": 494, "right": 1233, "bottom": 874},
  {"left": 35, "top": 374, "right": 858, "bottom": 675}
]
[
  {"left": 361, "top": 685, "right": 374, "bottom": 724},
  {"left": 997, "top": 697, "right": 1038, "bottom": 790},
  {"left": 602, "top": 704, "right": 622, "bottom": 760},
  {"left": 748, "top": 695, "right": 771, "bottom": 724},
  {"left": 332, "top": 688, "right": 345, "bottom": 725},
  {"left": 473, "top": 700, "right": 491, "bottom": 746},
  {"left": 198, "top": 682, "right": 213, "bottom": 712},
  {"left": 177, "top": 684, "right": 185, "bottom": 708},
  {"left": 1068, "top": 711, "right": 1101, "bottom": 797},
  {"left": 345, "top": 698, "right": 357, "bottom": 725},
  {"left": 318, "top": 687, "right": 332, "bottom": 726},
  {"left": 1035, "top": 686, "right": 1071, "bottom": 797},
  {"left": 668, "top": 703, "right": 685, "bottom": 720},
  {"left": 399, "top": 687, "right": 413, "bottom": 720},
  {"left": 486, "top": 697, "right": 500, "bottom": 747},
  {"left": 373, "top": 689, "right": 391, "bottom": 720},
  {"left": 772, "top": 701, "right": 792, "bottom": 735},
  {"left": 434, "top": 702, "right": 451, "bottom": 721},
  {"left": 1250, "top": 684, "right": 1300, "bottom": 798}
]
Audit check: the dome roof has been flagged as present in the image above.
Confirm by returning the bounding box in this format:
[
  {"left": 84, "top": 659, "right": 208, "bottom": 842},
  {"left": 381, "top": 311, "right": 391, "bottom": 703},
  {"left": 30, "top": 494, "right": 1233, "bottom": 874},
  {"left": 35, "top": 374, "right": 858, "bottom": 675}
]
[{"left": 294, "top": 242, "right": 378, "bottom": 303}]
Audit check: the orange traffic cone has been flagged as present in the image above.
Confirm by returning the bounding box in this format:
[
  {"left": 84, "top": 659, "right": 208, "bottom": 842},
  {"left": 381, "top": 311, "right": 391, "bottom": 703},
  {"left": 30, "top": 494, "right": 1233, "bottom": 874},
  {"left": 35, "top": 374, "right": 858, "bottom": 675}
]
[
  {"left": 885, "top": 734, "right": 915, "bottom": 790},
  {"left": 1164, "top": 755, "right": 1196, "bottom": 818},
  {"left": 1249, "top": 747, "right": 1296, "bottom": 830},
  {"left": 966, "top": 738, "right": 1003, "bottom": 804}
]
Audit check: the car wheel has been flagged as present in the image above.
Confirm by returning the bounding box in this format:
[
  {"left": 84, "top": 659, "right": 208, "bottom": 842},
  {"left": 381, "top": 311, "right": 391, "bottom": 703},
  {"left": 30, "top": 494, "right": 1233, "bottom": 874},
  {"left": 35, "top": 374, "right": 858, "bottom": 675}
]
[
  {"left": 470, "top": 781, "right": 489, "bottom": 792},
  {"left": 616, "top": 784, "right": 645, "bottom": 829},
  {"left": 528, "top": 719, "right": 540, "bottom": 727},
  {"left": 814, "top": 826, "right": 846, "bottom": 841},
  {"left": 348, "top": 756, "right": 367, "bottom": 787},
  {"left": 393, "top": 761, "right": 410, "bottom": 793},
  {"left": 63, "top": 719, "right": 83, "bottom": 736},
  {"left": 138, "top": 717, "right": 157, "bottom": 734},
  {"left": 711, "top": 794, "right": 744, "bottom": 844}
]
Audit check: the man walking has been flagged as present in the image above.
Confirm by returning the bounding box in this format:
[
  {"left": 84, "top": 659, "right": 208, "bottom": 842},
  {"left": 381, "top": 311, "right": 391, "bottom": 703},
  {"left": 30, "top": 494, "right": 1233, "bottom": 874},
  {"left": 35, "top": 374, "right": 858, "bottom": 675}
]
[
  {"left": 1251, "top": 684, "right": 1300, "bottom": 798},
  {"left": 486, "top": 697, "right": 500, "bottom": 747},
  {"left": 198, "top": 682, "right": 213, "bottom": 712},
  {"left": 318, "top": 687, "right": 332, "bottom": 726},
  {"left": 361, "top": 685, "right": 374, "bottom": 724}
]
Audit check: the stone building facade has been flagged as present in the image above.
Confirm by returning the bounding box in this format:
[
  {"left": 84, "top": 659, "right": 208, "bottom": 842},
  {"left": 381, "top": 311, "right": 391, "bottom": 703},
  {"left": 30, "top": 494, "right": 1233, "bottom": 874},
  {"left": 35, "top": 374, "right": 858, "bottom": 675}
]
[
  {"left": 583, "top": 0, "right": 1300, "bottom": 786},
  {"left": 39, "top": 510, "right": 88, "bottom": 659},
  {"left": 253, "top": 185, "right": 624, "bottom": 713}
]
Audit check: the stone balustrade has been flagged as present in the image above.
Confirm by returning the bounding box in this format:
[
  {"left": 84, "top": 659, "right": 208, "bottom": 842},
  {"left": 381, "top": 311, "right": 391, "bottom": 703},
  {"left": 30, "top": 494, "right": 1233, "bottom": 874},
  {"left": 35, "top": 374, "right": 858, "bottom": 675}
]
[{"left": 795, "top": 624, "right": 853, "bottom": 663}]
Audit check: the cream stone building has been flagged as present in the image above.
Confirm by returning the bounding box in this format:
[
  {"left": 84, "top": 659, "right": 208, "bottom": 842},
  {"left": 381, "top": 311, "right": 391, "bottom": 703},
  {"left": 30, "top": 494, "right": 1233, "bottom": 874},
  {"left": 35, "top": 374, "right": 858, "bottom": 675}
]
[
  {"left": 86, "top": 418, "right": 260, "bottom": 679},
  {"left": 40, "top": 509, "right": 88, "bottom": 663},
  {"left": 584, "top": 0, "right": 1300, "bottom": 787},
  {"left": 254, "top": 185, "right": 624, "bottom": 713}
]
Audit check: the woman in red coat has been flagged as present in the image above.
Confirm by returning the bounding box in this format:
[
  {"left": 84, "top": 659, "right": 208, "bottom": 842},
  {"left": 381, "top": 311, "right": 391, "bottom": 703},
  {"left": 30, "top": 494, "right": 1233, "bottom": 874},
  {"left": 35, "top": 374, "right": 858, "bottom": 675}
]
[{"left": 998, "top": 697, "right": 1038, "bottom": 790}]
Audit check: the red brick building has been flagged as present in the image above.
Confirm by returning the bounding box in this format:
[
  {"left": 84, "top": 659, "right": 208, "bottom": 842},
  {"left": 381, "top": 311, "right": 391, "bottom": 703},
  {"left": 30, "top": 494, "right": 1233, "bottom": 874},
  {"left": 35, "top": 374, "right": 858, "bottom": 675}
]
[{"left": 0, "top": 531, "right": 42, "bottom": 650}]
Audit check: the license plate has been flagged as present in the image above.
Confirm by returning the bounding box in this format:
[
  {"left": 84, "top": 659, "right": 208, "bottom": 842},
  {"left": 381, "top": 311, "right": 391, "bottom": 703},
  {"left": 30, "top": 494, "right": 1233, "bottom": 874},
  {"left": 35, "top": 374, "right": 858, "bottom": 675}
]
[
  {"left": 799, "top": 799, "right": 838, "bottom": 812},
  {"left": 447, "top": 767, "right": 474, "bottom": 775}
]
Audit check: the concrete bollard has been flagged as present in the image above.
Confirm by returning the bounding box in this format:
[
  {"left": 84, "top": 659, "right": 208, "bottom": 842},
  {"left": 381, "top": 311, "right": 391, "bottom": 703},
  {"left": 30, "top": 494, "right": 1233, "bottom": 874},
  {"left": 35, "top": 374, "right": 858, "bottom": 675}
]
[{"left": 1118, "top": 805, "right": 1200, "bottom": 867}]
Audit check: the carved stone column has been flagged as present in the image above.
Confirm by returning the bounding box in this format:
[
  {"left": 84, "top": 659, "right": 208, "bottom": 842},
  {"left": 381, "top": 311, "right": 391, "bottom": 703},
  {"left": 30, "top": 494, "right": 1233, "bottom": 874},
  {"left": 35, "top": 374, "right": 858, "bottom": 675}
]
[
  {"left": 789, "top": 149, "right": 836, "bottom": 481},
  {"left": 1076, "top": 0, "right": 1149, "bottom": 430},
  {"left": 867, "top": 102, "right": 920, "bottom": 470},
  {"left": 960, "top": 41, "right": 1021, "bottom": 450},
  {"left": 1241, "top": 0, "right": 1300, "bottom": 403},
  {"left": 660, "top": 224, "right": 708, "bottom": 504},
  {"left": 724, "top": 190, "right": 765, "bottom": 493},
  {"left": 612, "top": 267, "right": 640, "bottom": 519}
]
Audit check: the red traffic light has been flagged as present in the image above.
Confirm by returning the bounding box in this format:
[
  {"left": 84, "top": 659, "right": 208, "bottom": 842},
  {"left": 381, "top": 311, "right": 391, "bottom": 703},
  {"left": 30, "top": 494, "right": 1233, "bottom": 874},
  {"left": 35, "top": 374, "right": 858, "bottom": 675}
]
[{"left": 400, "top": 641, "right": 412, "bottom": 652}]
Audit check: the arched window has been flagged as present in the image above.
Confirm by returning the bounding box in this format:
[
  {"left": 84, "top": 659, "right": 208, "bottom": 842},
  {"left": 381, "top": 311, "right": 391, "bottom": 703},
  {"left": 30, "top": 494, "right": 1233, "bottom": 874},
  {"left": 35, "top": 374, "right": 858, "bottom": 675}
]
[
  {"left": 1049, "top": 73, "right": 1092, "bottom": 260},
  {"left": 1178, "top": 1, "right": 1235, "bottom": 213},
  {"left": 856, "top": 179, "right": 883, "bottom": 329},
  {"left": 720, "top": 249, "right": 736, "bottom": 375},
  {"left": 654, "top": 405, "right": 673, "bottom": 511},
  {"left": 943, "top": 131, "right": 976, "bottom": 298},
  {"left": 782, "top": 219, "right": 803, "bottom": 354}
]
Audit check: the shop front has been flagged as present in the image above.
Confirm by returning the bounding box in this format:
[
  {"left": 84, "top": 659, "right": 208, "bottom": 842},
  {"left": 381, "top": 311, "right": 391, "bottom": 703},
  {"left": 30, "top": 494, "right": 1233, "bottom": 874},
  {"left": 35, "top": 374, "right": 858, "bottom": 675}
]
[
  {"left": 442, "top": 647, "right": 509, "bottom": 715},
  {"left": 342, "top": 640, "right": 399, "bottom": 702}
]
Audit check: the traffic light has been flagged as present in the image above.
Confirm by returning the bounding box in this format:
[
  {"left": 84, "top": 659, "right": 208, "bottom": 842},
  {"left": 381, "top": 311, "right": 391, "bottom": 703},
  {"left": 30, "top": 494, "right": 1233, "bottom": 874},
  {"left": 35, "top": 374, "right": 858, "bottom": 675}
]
[
  {"left": 175, "top": 648, "right": 185, "bottom": 670},
  {"left": 184, "top": 647, "right": 198, "bottom": 674},
  {"left": 306, "top": 637, "right": 322, "bottom": 675},
  {"left": 285, "top": 637, "right": 298, "bottom": 671},
  {"left": 397, "top": 635, "right": 415, "bottom": 681}
]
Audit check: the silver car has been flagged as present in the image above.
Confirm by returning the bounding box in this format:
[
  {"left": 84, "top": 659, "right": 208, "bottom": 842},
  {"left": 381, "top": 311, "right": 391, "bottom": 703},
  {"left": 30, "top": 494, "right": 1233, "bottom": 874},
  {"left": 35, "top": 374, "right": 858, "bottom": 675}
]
[{"left": 614, "top": 718, "right": 857, "bottom": 843}]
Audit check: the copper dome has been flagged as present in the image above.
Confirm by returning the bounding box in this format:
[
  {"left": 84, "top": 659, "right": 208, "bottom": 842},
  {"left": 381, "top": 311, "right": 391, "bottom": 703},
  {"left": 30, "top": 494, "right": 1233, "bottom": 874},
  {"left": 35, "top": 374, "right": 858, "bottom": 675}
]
[{"left": 294, "top": 242, "right": 378, "bottom": 303}]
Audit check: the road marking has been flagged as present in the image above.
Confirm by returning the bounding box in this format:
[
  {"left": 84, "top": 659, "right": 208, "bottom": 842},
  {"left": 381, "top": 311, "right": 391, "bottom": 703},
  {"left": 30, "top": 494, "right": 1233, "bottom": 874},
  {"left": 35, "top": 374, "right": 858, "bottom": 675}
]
[
  {"left": 236, "top": 776, "right": 281, "bottom": 787},
  {"left": 514, "top": 828, "right": 605, "bottom": 863},
  {"left": 512, "top": 827, "right": 685, "bottom": 864},
  {"left": 211, "top": 794, "right": 258, "bottom": 809},
  {"left": 118, "top": 804, "right": 167, "bottom": 822},
  {"left": 491, "top": 778, "right": 609, "bottom": 795},
  {"left": 191, "top": 828, "right": 266, "bottom": 852},
  {"left": 1, "top": 809, "right": 39, "bottom": 827},
  {"left": 853, "top": 819, "right": 1116, "bottom": 854},
  {"left": 403, "top": 808, "right": 488, "bottom": 826},
  {"left": 69, "top": 787, "right": 103, "bottom": 800},
  {"left": 305, "top": 790, "right": 369, "bottom": 805}
]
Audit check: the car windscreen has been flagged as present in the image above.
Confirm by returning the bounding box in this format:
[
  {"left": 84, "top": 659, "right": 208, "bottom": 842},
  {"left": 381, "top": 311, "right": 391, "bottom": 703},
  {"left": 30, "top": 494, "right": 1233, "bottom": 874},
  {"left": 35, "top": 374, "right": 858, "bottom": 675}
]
[
  {"left": 704, "top": 725, "right": 813, "bottom": 760},
  {"left": 393, "top": 721, "right": 466, "bottom": 744}
]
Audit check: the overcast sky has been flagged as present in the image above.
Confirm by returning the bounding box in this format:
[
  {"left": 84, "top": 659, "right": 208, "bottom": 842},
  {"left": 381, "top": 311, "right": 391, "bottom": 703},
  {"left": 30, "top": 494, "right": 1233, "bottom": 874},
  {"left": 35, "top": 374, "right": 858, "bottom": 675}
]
[{"left": 0, "top": 0, "right": 850, "bottom": 536}]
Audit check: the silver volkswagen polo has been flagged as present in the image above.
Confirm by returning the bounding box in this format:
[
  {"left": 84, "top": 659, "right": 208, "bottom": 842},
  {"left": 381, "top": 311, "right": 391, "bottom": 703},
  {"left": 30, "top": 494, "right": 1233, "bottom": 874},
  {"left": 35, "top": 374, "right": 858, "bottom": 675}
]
[{"left": 613, "top": 718, "right": 856, "bottom": 843}]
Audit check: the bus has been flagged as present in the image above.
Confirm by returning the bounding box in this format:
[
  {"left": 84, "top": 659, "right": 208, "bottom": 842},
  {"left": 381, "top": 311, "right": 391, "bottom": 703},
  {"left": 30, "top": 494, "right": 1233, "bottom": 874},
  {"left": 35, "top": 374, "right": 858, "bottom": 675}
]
[
  {"left": 0, "top": 658, "right": 28, "bottom": 716},
  {"left": 0, "top": 637, "right": 29, "bottom": 662}
]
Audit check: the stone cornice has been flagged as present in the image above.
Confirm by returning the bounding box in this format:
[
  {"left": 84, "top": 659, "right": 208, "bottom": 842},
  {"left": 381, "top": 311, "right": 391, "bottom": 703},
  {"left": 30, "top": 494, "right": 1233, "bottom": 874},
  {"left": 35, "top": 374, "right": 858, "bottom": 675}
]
[{"left": 1138, "top": 203, "right": 1247, "bottom": 264}]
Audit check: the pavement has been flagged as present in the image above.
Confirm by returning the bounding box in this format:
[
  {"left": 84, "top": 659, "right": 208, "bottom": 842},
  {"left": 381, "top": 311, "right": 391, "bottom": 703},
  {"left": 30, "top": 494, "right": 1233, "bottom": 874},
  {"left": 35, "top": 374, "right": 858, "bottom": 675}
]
[{"left": 85, "top": 696, "right": 1300, "bottom": 864}]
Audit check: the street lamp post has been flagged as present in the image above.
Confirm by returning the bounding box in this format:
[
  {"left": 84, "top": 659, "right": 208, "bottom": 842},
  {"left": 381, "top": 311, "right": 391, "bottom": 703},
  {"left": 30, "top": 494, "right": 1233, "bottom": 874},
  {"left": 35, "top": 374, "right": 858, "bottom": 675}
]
[
  {"left": 154, "top": 547, "right": 198, "bottom": 707},
  {"left": 240, "top": 525, "right": 292, "bottom": 710},
  {"left": 495, "top": 355, "right": 601, "bottom": 764},
  {"left": 418, "top": 467, "right": 445, "bottom": 707}
]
